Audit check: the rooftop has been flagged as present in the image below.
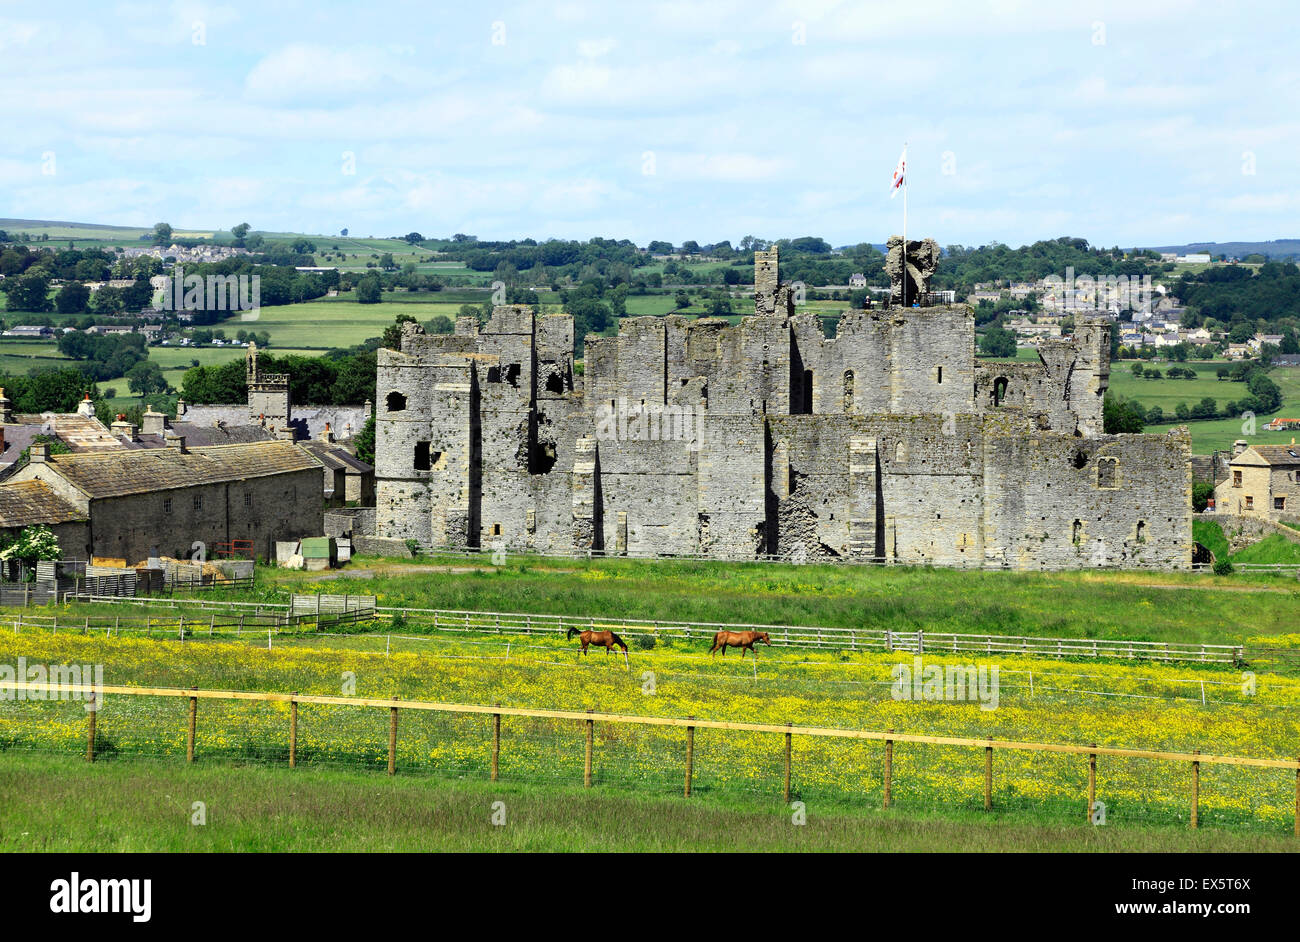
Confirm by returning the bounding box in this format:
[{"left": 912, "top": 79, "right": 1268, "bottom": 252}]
[{"left": 29, "top": 441, "right": 322, "bottom": 499}]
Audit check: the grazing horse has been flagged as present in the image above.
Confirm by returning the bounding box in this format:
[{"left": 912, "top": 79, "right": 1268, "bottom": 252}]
[
  {"left": 709, "top": 630, "right": 771, "bottom": 659},
  {"left": 567, "top": 626, "right": 628, "bottom": 656}
]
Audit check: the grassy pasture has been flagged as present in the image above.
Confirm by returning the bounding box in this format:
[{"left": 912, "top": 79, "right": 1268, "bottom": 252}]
[{"left": 2, "top": 753, "right": 1290, "bottom": 852}]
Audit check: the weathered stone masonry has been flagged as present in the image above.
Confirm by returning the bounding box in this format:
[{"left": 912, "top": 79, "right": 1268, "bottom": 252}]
[{"left": 374, "top": 250, "right": 1192, "bottom": 570}]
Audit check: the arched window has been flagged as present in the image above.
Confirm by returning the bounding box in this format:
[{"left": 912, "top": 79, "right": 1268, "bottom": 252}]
[
  {"left": 895, "top": 440, "right": 907, "bottom": 463},
  {"left": 843, "top": 369, "right": 855, "bottom": 413},
  {"left": 992, "top": 376, "right": 1009, "bottom": 406},
  {"left": 1072, "top": 519, "right": 1083, "bottom": 544},
  {"left": 386, "top": 391, "right": 407, "bottom": 412}
]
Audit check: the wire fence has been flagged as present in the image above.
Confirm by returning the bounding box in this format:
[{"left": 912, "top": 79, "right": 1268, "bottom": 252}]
[
  {"left": 57, "top": 597, "right": 1248, "bottom": 665},
  {"left": 2, "top": 680, "right": 1296, "bottom": 835}
]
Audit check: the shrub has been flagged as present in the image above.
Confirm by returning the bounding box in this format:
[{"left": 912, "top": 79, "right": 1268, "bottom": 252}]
[{"left": 1213, "top": 559, "right": 1235, "bottom": 576}]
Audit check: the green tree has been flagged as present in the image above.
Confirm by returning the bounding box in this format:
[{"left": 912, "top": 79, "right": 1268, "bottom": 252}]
[
  {"left": 1103, "top": 393, "right": 1145, "bottom": 433},
  {"left": 231, "top": 223, "right": 251, "bottom": 247},
  {"left": 153, "top": 222, "right": 173, "bottom": 245},
  {"left": 354, "top": 415, "right": 376, "bottom": 465},
  {"left": 356, "top": 273, "right": 383, "bottom": 304},
  {"left": 126, "top": 361, "right": 168, "bottom": 401}
]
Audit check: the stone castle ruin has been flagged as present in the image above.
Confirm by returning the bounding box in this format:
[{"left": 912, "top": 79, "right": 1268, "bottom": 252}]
[{"left": 373, "top": 246, "right": 1192, "bottom": 569}]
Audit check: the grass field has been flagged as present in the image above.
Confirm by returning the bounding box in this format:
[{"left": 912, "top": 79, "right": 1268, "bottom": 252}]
[
  {"left": 3, "top": 753, "right": 1290, "bottom": 852},
  {"left": 2, "top": 607, "right": 1296, "bottom": 837},
  {"left": 246, "top": 554, "right": 1300, "bottom": 647},
  {"left": 4, "top": 556, "right": 1299, "bottom": 847}
]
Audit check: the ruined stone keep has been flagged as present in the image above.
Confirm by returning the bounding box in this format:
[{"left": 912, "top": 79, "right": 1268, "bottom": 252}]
[{"left": 374, "top": 248, "right": 1192, "bottom": 569}]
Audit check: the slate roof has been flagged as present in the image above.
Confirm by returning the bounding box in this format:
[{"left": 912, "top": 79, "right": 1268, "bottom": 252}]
[
  {"left": 298, "top": 440, "right": 373, "bottom": 474},
  {"left": 1245, "top": 445, "right": 1300, "bottom": 466},
  {"left": 0, "top": 480, "right": 87, "bottom": 527},
  {"left": 32, "top": 442, "right": 323, "bottom": 499}
]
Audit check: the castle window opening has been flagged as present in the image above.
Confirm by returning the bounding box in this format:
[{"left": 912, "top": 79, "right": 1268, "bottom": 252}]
[
  {"left": 505, "top": 363, "right": 521, "bottom": 387},
  {"left": 386, "top": 391, "right": 407, "bottom": 412},
  {"left": 193, "top": 495, "right": 203, "bottom": 511},
  {"left": 1274, "top": 496, "right": 1285, "bottom": 511},
  {"left": 163, "top": 498, "right": 172, "bottom": 514},
  {"left": 993, "top": 376, "right": 1009, "bottom": 406},
  {"left": 546, "top": 372, "right": 565, "bottom": 394},
  {"left": 1136, "top": 520, "right": 1146, "bottom": 543},
  {"left": 936, "top": 365, "right": 943, "bottom": 384},
  {"left": 1072, "top": 519, "right": 1083, "bottom": 544},
  {"left": 843, "top": 369, "right": 855, "bottom": 412},
  {"left": 491, "top": 523, "right": 502, "bottom": 537},
  {"left": 1071, "top": 448, "right": 1088, "bottom": 470},
  {"left": 414, "top": 441, "right": 434, "bottom": 471},
  {"left": 1097, "top": 457, "right": 1119, "bottom": 488}
]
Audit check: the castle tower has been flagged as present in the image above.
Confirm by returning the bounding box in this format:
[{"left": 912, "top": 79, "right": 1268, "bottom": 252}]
[{"left": 245, "top": 341, "right": 292, "bottom": 430}]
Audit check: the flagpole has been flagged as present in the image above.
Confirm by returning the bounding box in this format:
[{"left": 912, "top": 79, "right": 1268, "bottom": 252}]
[{"left": 902, "top": 143, "right": 908, "bottom": 307}]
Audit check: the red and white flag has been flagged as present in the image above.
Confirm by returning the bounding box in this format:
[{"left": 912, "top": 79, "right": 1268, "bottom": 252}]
[{"left": 890, "top": 146, "right": 907, "bottom": 198}]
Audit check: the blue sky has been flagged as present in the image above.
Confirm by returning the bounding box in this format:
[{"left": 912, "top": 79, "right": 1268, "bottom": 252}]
[{"left": 1, "top": 0, "right": 1297, "bottom": 247}]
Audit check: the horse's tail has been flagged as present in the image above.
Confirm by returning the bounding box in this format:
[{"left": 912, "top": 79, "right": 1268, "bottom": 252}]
[
  {"left": 610, "top": 631, "right": 627, "bottom": 651},
  {"left": 566, "top": 627, "right": 579, "bottom": 640}
]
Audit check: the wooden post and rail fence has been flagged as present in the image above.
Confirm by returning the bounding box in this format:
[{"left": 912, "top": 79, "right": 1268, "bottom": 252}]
[{"left": 10, "top": 680, "right": 1297, "bottom": 835}]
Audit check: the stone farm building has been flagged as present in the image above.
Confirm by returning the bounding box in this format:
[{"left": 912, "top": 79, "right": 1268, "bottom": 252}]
[
  {"left": 373, "top": 249, "right": 1193, "bottom": 570},
  {"left": 0, "top": 440, "right": 322, "bottom": 563}
]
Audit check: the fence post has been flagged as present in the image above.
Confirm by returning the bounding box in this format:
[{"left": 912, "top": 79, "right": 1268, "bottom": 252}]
[
  {"left": 584, "top": 710, "right": 594, "bottom": 788},
  {"left": 884, "top": 728, "right": 893, "bottom": 808},
  {"left": 186, "top": 688, "right": 197, "bottom": 762},
  {"left": 1087, "top": 745, "right": 1097, "bottom": 825},
  {"left": 491, "top": 704, "right": 501, "bottom": 782},
  {"left": 984, "top": 742, "right": 993, "bottom": 811},
  {"left": 685, "top": 717, "right": 695, "bottom": 798},
  {"left": 388, "top": 698, "right": 398, "bottom": 775},
  {"left": 289, "top": 693, "right": 298, "bottom": 768},
  {"left": 783, "top": 723, "right": 792, "bottom": 804},
  {"left": 86, "top": 693, "right": 96, "bottom": 762},
  {"left": 1191, "top": 750, "right": 1200, "bottom": 828}
]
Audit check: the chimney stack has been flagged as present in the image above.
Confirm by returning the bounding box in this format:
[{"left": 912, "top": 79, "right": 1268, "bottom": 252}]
[
  {"left": 110, "top": 414, "right": 138, "bottom": 441},
  {"left": 0, "top": 386, "right": 11, "bottom": 424},
  {"left": 1233, "top": 439, "right": 1249, "bottom": 457},
  {"left": 173, "top": 435, "right": 187, "bottom": 454},
  {"left": 30, "top": 442, "right": 49, "bottom": 464},
  {"left": 141, "top": 405, "right": 166, "bottom": 437},
  {"left": 175, "top": 398, "right": 188, "bottom": 417},
  {"left": 324, "top": 422, "right": 334, "bottom": 443}
]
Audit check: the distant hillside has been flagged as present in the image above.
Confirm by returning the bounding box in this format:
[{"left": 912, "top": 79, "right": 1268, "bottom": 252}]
[{"left": 1146, "top": 240, "right": 1300, "bottom": 261}]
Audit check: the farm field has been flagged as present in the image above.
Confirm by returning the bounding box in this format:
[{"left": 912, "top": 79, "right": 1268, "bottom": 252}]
[
  {"left": 2, "top": 753, "right": 1290, "bottom": 852},
  {"left": 0, "top": 617, "right": 1296, "bottom": 838},
  {"left": 242, "top": 554, "right": 1300, "bottom": 648}
]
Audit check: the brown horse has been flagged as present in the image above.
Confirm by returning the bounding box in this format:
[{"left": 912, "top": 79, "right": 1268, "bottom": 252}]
[
  {"left": 709, "top": 630, "right": 771, "bottom": 658},
  {"left": 567, "top": 626, "right": 628, "bottom": 655}
]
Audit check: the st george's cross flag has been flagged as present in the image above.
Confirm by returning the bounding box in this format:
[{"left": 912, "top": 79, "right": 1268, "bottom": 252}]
[{"left": 890, "top": 146, "right": 907, "bottom": 198}]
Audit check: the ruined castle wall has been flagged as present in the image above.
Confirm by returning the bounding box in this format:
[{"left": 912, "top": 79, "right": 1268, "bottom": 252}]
[
  {"left": 887, "top": 308, "right": 975, "bottom": 415},
  {"left": 981, "top": 417, "right": 1192, "bottom": 569},
  {"left": 768, "top": 414, "right": 986, "bottom": 566},
  {"left": 697, "top": 415, "right": 767, "bottom": 556}
]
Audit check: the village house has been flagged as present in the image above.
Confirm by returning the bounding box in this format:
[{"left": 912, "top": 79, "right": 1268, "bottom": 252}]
[{"left": 1213, "top": 440, "right": 1300, "bottom": 522}]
